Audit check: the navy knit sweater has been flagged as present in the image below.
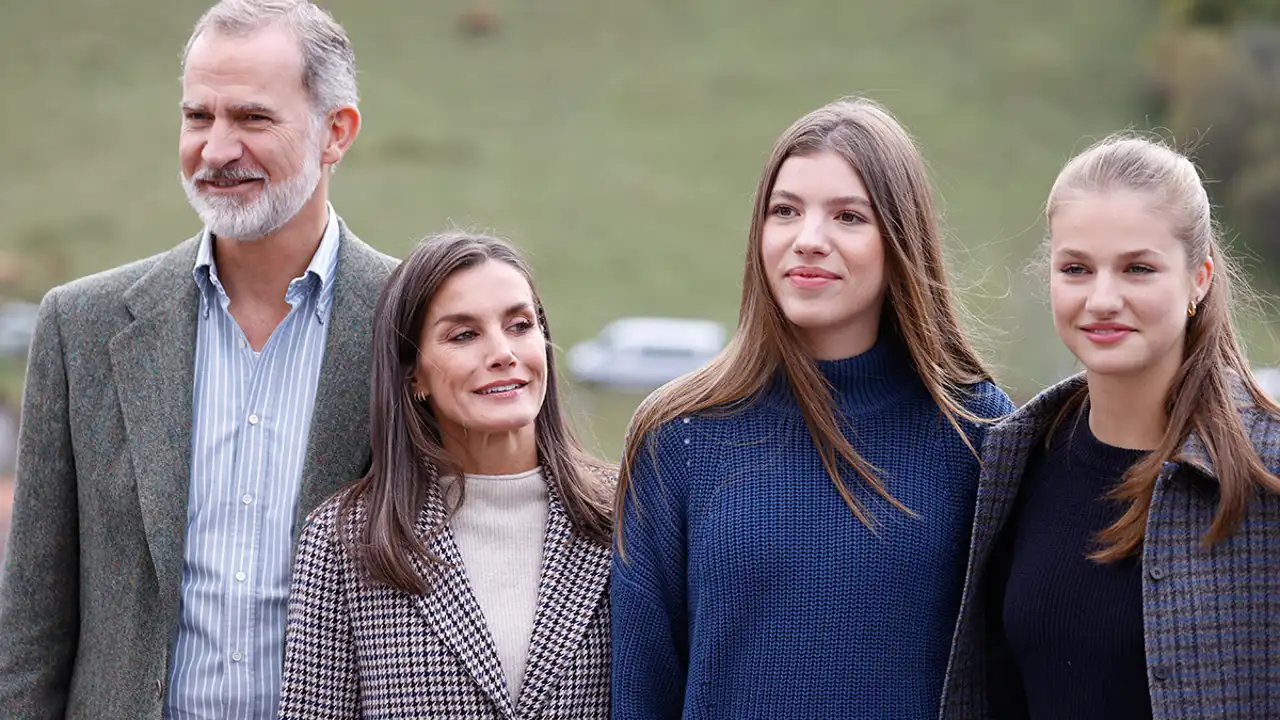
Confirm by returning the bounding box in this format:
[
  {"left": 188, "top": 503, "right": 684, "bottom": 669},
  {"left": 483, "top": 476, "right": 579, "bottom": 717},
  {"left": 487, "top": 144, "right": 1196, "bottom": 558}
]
[
  {"left": 985, "top": 412, "right": 1153, "bottom": 719},
  {"left": 611, "top": 337, "right": 1014, "bottom": 720}
]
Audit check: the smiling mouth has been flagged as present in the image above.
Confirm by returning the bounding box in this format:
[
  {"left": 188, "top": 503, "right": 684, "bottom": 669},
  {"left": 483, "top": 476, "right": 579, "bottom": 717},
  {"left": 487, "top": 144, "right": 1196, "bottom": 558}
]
[
  {"left": 786, "top": 273, "right": 839, "bottom": 290},
  {"left": 787, "top": 269, "right": 839, "bottom": 280},
  {"left": 1081, "top": 326, "right": 1135, "bottom": 345},
  {"left": 200, "top": 178, "right": 262, "bottom": 188},
  {"left": 474, "top": 381, "right": 528, "bottom": 395}
]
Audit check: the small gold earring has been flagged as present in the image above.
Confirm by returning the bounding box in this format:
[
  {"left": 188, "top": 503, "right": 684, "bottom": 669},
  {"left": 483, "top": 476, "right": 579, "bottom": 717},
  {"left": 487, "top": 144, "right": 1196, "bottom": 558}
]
[{"left": 1188, "top": 299, "right": 1198, "bottom": 318}]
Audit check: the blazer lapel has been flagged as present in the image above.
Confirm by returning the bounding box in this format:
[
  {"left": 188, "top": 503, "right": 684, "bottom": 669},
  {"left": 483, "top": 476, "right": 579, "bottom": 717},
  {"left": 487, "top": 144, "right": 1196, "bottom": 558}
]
[
  {"left": 517, "top": 486, "right": 611, "bottom": 718},
  {"left": 413, "top": 484, "right": 518, "bottom": 718},
  {"left": 110, "top": 237, "right": 202, "bottom": 606},
  {"left": 947, "top": 402, "right": 1046, "bottom": 684},
  {"left": 293, "top": 226, "right": 394, "bottom": 530},
  {"left": 967, "top": 375, "right": 1091, "bottom": 565},
  {"left": 967, "top": 420, "right": 1036, "bottom": 565}
]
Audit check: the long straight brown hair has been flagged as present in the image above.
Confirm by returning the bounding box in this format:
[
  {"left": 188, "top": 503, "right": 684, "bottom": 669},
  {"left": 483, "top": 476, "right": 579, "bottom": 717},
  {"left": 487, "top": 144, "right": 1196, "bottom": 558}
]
[
  {"left": 615, "top": 97, "right": 1001, "bottom": 558},
  {"left": 1045, "top": 134, "right": 1280, "bottom": 562},
  {"left": 339, "top": 230, "right": 614, "bottom": 594}
]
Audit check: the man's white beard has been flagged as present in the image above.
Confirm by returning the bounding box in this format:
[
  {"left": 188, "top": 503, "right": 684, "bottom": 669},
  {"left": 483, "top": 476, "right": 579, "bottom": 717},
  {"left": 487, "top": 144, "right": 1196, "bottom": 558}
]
[{"left": 181, "top": 134, "right": 325, "bottom": 242}]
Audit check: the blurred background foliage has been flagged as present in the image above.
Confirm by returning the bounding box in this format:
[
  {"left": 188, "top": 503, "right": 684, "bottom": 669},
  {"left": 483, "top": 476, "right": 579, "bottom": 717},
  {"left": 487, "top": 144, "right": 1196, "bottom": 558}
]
[{"left": 0, "top": 0, "right": 1277, "bottom": 463}]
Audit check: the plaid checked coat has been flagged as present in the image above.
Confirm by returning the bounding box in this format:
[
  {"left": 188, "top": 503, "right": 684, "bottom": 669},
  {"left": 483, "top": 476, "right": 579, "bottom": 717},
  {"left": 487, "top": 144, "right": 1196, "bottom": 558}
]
[
  {"left": 277, "top": 478, "right": 611, "bottom": 719},
  {"left": 940, "top": 374, "right": 1280, "bottom": 719}
]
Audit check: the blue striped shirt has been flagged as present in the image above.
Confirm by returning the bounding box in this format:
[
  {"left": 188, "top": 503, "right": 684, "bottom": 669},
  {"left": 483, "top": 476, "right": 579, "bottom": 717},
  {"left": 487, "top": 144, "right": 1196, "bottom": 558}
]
[{"left": 166, "top": 205, "right": 341, "bottom": 719}]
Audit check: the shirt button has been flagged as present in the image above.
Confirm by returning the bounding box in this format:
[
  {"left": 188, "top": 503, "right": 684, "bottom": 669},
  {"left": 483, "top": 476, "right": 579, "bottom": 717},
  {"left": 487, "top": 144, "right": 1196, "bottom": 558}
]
[
  {"left": 238, "top": 338, "right": 246, "bottom": 349},
  {"left": 235, "top": 571, "right": 246, "bottom": 582},
  {"left": 241, "top": 494, "right": 253, "bottom": 505},
  {"left": 1148, "top": 566, "right": 1166, "bottom": 581},
  {"left": 1152, "top": 664, "right": 1170, "bottom": 682},
  {"left": 231, "top": 651, "right": 243, "bottom": 662},
  {"left": 248, "top": 413, "right": 260, "bottom": 425}
]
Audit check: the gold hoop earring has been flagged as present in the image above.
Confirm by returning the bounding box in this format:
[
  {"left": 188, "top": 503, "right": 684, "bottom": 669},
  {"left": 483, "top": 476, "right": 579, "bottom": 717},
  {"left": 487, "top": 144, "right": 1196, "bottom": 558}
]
[{"left": 1188, "top": 299, "right": 1198, "bottom": 318}]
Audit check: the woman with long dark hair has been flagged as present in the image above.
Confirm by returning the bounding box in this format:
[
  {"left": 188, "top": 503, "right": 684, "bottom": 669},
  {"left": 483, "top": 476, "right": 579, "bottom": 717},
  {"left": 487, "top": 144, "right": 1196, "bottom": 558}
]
[
  {"left": 610, "top": 97, "right": 1013, "bottom": 719},
  {"left": 278, "top": 230, "right": 613, "bottom": 719}
]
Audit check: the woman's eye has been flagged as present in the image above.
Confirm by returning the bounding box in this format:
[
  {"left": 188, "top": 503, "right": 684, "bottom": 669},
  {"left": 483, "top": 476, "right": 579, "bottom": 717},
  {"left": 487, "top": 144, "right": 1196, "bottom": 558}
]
[
  {"left": 837, "top": 211, "right": 863, "bottom": 224},
  {"left": 1059, "top": 264, "right": 1087, "bottom": 275},
  {"left": 770, "top": 205, "right": 798, "bottom": 218},
  {"left": 449, "top": 330, "right": 476, "bottom": 342}
]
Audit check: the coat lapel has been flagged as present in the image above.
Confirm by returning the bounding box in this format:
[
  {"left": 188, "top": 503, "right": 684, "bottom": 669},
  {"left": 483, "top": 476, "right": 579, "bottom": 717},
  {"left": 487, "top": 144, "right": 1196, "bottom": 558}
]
[
  {"left": 412, "top": 483, "right": 518, "bottom": 718},
  {"left": 110, "top": 236, "right": 202, "bottom": 606},
  {"left": 966, "top": 376, "right": 1088, "bottom": 567},
  {"left": 293, "top": 225, "right": 396, "bottom": 531},
  {"left": 516, "top": 486, "right": 611, "bottom": 718},
  {"left": 407, "top": 470, "right": 611, "bottom": 718},
  {"left": 946, "top": 376, "right": 1085, "bottom": 697},
  {"left": 963, "top": 418, "right": 1036, "bottom": 586},
  {"left": 108, "top": 223, "right": 393, "bottom": 610}
]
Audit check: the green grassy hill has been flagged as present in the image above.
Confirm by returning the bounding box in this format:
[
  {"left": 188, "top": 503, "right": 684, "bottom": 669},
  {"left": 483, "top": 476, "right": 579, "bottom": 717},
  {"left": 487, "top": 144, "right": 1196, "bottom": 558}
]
[{"left": 2, "top": 0, "right": 1275, "bottom": 459}]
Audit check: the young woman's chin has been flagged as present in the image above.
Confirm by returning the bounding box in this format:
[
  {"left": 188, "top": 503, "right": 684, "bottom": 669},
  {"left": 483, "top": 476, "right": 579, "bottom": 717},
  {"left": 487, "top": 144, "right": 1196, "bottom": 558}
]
[{"left": 1068, "top": 339, "right": 1179, "bottom": 383}]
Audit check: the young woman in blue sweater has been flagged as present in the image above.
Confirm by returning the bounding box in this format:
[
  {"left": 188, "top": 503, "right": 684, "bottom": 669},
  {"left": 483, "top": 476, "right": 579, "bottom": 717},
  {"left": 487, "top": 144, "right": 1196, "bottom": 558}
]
[{"left": 610, "top": 97, "right": 1014, "bottom": 719}]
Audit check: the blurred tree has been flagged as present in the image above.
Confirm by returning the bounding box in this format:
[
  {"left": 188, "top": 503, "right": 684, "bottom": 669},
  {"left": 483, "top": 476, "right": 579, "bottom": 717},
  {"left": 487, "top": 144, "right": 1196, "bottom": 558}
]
[
  {"left": 1165, "top": 0, "right": 1280, "bottom": 26},
  {"left": 1147, "top": 7, "right": 1280, "bottom": 265},
  {"left": 1229, "top": 154, "right": 1280, "bottom": 259}
]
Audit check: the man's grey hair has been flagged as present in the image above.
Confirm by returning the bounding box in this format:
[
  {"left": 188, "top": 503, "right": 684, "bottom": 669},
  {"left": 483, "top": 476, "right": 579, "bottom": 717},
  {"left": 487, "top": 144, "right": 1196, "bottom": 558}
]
[{"left": 182, "top": 0, "right": 359, "bottom": 115}]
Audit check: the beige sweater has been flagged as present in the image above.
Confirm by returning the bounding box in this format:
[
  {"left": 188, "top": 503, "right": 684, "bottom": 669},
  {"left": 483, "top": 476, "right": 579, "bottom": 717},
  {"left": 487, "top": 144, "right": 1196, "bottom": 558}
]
[{"left": 442, "top": 466, "right": 550, "bottom": 704}]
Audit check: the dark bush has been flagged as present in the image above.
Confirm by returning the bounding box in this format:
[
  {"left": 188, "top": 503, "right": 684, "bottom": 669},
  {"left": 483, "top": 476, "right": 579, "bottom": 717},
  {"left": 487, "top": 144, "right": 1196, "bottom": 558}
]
[{"left": 1147, "top": 18, "right": 1280, "bottom": 264}]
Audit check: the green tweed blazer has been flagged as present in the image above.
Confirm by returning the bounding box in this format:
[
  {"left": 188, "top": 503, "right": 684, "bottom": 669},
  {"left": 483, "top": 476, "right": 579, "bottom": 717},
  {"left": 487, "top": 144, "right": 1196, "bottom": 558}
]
[{"left": 0, "top": 222, "right": 396, "bottom": 719}]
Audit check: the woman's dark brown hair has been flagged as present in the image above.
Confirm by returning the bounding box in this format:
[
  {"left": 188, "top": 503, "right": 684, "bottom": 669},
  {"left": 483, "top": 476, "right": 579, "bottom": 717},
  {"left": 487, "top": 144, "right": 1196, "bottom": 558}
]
[
  {"left": 339, "top": 230, "right": 613, "bottom": 594},
  {"left": 1045, "top": 133, "right": 1280, "bottom": 561}
]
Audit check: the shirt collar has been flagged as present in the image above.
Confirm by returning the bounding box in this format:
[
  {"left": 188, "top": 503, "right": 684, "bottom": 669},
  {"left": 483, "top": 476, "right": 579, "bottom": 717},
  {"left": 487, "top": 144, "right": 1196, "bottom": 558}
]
[{"left": 192, "top": 202, "right": 343, "bottom": 320}]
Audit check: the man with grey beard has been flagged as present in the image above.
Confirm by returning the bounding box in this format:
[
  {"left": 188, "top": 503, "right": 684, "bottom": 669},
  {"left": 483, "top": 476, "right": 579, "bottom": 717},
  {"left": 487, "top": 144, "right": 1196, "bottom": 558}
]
[{"left": 0, "top": 2, "right": 397, "bottom": 718}]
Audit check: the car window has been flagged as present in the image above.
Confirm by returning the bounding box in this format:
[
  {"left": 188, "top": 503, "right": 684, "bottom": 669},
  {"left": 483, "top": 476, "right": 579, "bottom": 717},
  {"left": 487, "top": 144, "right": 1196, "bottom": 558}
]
[{"left": 639, "top": 345, "right": 696, "bottom": 358}]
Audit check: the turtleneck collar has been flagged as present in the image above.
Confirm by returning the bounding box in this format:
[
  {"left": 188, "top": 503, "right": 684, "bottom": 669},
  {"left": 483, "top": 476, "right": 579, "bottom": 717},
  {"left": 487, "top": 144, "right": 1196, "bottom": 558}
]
[{"left": 759, "top": 333, "right": 923, "bottom": 418}]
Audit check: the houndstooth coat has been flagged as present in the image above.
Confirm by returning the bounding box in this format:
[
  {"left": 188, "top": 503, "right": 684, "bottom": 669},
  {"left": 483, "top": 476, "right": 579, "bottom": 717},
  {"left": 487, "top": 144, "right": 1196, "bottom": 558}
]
[{"left": 277, "top": 479, "right": 611, "bottom": 719}]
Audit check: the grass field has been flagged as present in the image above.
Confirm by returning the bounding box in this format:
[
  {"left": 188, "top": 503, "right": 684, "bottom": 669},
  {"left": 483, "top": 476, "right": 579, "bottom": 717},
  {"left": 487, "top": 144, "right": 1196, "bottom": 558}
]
[{"left": 2, "top": 0, "right": 1277, "bottom": 460}]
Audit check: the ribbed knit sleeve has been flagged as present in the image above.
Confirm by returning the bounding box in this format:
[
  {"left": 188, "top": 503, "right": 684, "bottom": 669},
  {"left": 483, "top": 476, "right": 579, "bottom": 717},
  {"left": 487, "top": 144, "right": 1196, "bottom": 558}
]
[{"left": 612, "top": 419, "right": 692, "bottom": 720}]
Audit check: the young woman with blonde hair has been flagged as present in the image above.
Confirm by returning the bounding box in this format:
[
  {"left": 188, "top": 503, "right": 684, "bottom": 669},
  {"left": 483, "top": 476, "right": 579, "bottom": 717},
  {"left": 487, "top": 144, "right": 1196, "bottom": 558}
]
[{"left": 942, "top": 135, "right": 1280, "bottom": 720}]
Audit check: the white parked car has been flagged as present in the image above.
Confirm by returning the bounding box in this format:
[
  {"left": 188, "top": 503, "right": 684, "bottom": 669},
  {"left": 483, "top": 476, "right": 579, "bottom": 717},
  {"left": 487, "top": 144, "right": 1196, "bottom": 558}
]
[
  {"left": 1255, "top": 366, "right": 1280, "bottom": 400},
  {"left": 566, "top": 316, "right": 727, "bottom": 391}
]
